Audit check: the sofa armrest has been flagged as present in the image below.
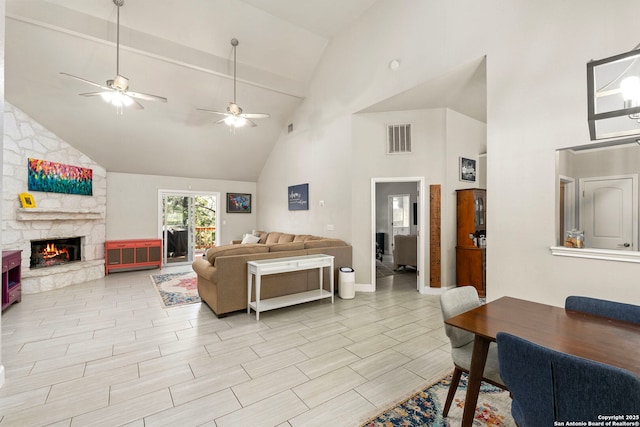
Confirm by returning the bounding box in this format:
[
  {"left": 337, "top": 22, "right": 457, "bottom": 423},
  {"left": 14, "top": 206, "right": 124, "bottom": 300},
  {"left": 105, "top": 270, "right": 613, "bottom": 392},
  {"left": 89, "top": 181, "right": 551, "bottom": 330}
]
[{"left": 192, "top": 258, "right": 216, "bottom": 282}]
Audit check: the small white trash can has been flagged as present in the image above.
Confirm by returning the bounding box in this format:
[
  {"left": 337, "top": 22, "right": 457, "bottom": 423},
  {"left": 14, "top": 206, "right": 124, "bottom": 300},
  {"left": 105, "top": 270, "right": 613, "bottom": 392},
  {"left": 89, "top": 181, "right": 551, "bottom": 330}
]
[{"left": 338, "top": 267, "right": 355, "bottom": 299}]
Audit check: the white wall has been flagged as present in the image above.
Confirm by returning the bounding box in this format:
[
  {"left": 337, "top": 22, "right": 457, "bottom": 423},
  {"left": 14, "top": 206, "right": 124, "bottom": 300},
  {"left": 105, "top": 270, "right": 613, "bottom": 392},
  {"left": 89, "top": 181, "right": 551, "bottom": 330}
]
[
  {"left": 258, "top": 0, "right": 640, "bottom": 306},
  {"left": 256, "top": 116, "right": 352, "bottom": 238},
  {"left": 106, "top": 173, "right": 256, "bottom": 245}
]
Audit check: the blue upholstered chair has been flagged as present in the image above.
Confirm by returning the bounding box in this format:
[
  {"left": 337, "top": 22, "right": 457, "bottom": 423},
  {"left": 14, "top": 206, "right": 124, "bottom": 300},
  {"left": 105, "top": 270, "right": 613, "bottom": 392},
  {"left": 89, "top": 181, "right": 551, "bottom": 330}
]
[
  {"left": 439, "top": 286, "right": 505, "bottom": 417},
  {"left": 497, "top": 332, "right": 640, "bottom": 427},
  {"left": 565, "top": 296, "right": 640, "bottom": 324}
]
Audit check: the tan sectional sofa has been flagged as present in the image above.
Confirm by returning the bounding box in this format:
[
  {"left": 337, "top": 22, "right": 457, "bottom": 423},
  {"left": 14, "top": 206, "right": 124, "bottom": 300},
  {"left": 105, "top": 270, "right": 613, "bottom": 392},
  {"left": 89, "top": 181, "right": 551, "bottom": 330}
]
[{"left": 191, "top": 231, "right": 352, "bottom": 317}]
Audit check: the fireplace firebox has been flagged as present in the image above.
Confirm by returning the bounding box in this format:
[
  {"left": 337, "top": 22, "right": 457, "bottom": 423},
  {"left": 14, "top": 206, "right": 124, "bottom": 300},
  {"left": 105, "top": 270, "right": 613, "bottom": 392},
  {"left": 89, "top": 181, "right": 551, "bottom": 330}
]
[{"left": 30, "top": 237, "right": 82, "bottom": 269}]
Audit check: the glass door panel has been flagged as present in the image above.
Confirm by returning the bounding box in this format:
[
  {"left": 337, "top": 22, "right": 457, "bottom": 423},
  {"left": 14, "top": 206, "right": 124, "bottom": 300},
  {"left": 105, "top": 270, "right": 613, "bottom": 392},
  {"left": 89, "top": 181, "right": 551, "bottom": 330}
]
[
  {"left": 162, "top": 194, "right": 190, "bottom": 264},
  {"left": 160, "top": 192, "right": 218, "bottom": 265}
]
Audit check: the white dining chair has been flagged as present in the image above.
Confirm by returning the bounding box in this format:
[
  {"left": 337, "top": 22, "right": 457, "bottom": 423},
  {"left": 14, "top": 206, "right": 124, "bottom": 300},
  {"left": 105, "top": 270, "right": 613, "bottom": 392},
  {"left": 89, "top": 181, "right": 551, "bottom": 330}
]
[{"left": 439, "top": 286, "right": 506, "bottom": 416}]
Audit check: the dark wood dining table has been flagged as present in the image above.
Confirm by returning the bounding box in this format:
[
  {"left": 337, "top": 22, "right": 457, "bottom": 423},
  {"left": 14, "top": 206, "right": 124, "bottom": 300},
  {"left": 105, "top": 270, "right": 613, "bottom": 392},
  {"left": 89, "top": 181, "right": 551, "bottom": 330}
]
[{"left": 444, "top": 296, "right": 640, "bottom": 427}]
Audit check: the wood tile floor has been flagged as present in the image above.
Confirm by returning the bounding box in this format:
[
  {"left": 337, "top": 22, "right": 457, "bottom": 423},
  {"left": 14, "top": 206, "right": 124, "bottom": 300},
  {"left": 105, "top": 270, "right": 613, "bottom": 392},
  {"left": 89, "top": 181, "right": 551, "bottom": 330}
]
[{"left": 0, "top": 266, "right": 454, "bottom": 427}]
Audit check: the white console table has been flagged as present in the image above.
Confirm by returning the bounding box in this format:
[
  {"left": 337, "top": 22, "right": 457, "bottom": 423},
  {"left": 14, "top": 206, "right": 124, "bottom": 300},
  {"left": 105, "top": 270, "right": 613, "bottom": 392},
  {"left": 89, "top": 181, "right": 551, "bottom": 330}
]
[{"left": 247, "top": 254, "right": 335, "bottom": 320}]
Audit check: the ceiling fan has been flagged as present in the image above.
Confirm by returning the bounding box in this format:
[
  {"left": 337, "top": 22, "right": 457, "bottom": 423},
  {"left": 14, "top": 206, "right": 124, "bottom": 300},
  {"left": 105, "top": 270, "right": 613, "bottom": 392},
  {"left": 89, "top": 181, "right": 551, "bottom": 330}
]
[
  {"left": 60, "top": 0, "right": 167, "bottom": 112},
  {"left": 197, "top": 38, "right": 270, "bottom": 128}
]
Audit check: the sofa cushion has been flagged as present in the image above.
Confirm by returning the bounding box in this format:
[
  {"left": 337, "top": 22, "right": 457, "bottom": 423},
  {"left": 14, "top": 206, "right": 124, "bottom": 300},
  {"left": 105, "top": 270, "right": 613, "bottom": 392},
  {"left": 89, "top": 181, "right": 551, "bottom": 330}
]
[
  {"left": 264, "top": 232, "right": 295, "bottom": 244},
  {"left": 293, "top": 234, "right": 314, "bottom": 242},
  {"left": 264, "top": 232, "right": 281, "bottom": 244},
  {"left": 278, "top": 233, "right": 295, "bottom": 243},
  {"left": 304, "top": 239, "right": 348, "bottom": 249},
  {"left": 268, "top": 242, "right": 305, "bottom": 252},
  {"left": 206, "top": 243, "right": 269, "bottom": 264}
]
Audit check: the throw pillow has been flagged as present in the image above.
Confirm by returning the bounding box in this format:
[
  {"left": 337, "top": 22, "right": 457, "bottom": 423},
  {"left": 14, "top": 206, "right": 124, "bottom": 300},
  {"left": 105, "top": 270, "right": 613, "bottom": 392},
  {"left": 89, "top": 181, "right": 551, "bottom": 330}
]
[{"left": 241, "top": 233, "right": 261, "bottom": 244}]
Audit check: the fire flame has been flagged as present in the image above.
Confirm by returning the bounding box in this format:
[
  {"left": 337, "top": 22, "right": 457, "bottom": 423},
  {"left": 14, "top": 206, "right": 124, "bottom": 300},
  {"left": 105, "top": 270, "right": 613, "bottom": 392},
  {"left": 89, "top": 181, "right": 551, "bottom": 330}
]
[{"left": 41, "top": 243, "right": 69, "bottom": 260}]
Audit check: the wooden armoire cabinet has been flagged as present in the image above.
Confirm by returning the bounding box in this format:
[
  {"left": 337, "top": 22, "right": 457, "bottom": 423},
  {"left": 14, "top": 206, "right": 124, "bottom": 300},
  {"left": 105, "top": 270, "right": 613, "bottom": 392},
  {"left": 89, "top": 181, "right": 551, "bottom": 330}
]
[{"left": 456, "top": 189, "right": 486, "bottom": 297}]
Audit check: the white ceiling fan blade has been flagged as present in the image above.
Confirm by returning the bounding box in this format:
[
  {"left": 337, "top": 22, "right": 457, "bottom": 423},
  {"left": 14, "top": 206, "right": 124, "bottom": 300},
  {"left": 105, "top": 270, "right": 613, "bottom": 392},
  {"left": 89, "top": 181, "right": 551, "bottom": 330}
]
[
  {"left": 197, "top": 108, "right": 228, "bottom": 116},
  {"left": 240, "top": 113, "right": 270, "bottom": 119},
  {"left": 245, "top": 118, "right": 258, "bottom": 127},
  {"left": 79, "top": 91, "right": 111, "bottom": 97},
  {"left": 61, "top": 72, "right": 111, "bottom": 91},
  {"left": 126, "top": 91, "right": 167, "bottom": 103},
  {"left": 215, "top": 117, "right": 228, "bottom": 124},
  {"left": 80, "top": 90, "right": 144, "bottom": 110}
]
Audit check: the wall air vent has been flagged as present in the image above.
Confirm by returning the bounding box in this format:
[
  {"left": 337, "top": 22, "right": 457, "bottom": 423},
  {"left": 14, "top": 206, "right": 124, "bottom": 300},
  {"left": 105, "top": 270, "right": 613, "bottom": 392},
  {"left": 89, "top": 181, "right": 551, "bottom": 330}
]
[{"left": 387, "top": 124, "right": 412, "bottom": 154}]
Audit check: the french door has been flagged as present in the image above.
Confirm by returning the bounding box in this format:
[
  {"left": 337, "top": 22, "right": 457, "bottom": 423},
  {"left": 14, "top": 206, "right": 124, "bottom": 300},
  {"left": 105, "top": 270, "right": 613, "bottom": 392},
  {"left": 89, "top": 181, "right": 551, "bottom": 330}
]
[{"left": 159, "top": 190, "right": 219, "bottom": 265}]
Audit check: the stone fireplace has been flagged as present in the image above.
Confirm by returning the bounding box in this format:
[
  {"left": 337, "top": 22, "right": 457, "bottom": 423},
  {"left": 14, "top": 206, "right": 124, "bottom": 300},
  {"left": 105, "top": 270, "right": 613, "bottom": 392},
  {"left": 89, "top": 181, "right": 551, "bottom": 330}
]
[
  {"left": 9, "top": 205, "right": 106, "bottom": 293},
  {"left": 3, "top": 103, "right": 107, "bottom": 293}
]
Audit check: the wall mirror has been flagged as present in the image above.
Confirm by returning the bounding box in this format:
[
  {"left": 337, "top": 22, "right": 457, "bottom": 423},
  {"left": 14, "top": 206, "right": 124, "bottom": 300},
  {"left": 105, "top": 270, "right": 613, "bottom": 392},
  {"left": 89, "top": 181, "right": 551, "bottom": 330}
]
[{"left": 557, "top": 142, "right": 639, "bottom": 253}]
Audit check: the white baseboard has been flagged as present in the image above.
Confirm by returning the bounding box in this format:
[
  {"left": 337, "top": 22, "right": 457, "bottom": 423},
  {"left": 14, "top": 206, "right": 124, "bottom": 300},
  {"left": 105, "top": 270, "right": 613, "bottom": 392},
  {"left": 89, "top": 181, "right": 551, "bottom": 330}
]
[
  {"left": 355, "top": 283, "right": 373, "bottom": 292},
  {"left": 419, "top": 286, "right": 449, "bottom": 295}
]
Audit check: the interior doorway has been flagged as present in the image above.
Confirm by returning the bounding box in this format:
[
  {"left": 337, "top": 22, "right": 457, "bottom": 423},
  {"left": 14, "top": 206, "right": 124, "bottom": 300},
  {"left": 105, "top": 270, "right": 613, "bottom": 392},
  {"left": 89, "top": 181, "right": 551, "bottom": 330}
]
[
  {"left": 158, "top": 190, "right": 219, "bottom": 265},
  {"left": 371, "top": 177, "right": 426, "bottom": 293}
]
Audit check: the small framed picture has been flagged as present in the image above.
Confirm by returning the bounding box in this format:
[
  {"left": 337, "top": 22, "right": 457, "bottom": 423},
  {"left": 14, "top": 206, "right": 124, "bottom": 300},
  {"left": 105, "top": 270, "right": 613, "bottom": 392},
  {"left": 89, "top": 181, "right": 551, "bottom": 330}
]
[
  {"left": 19, "top": 192, "right": 36, "bottom": 208},
  {"left": 226, "top": 193, "right": 251, "bottom": 213},
  {"left": 460, "top": 157, "right": 477, "bottom": 182}
]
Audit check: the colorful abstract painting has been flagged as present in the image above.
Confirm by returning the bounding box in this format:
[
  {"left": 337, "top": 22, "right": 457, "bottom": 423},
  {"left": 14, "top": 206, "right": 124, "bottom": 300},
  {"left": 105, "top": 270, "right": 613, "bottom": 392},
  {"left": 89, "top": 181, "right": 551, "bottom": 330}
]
[{"left": 28, "top": 158, "right": 93, "bottom": 196}]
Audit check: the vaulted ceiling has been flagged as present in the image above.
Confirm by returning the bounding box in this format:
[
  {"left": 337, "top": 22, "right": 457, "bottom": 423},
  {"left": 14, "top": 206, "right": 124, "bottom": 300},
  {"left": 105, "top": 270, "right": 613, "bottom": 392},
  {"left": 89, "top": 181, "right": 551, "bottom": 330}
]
[{"left": 5, "top": 0, "right": 486, "bottom": 182}]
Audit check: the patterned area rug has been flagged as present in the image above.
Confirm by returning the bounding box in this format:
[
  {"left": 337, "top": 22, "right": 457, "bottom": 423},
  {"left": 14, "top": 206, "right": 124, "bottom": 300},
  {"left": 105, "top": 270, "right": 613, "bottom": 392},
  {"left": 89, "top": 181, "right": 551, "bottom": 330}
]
[
  {"left": 150, "top": 271, "right": 201, "bottom": 308},
  {"left": 376, "top": 260, "right": 416, "bottom": 278},
  {"left": 361, "top": 372, "right": 515, "bottom": 427}
]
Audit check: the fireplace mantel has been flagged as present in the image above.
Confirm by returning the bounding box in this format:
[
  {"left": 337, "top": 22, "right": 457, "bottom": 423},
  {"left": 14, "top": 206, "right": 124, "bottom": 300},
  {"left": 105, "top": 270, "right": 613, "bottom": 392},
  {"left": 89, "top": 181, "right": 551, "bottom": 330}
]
[{"left": 17, "top": 208, "right": 104, "bottom": 221}]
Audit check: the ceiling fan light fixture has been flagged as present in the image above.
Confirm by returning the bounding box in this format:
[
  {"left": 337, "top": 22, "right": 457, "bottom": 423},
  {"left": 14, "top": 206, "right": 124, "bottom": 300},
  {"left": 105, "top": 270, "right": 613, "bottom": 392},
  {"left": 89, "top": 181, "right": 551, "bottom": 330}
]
[
  {"left": 101, "top": 91, "right": 134, "bottom": 108},
  {"left": 100, "top": 92, "right": 113, "bottom": 103},
  {"left": 224, "top": 115, "right": 248, "bottom": 128},
  {"left": 119, "top": 94, "right": 135, "bottom": 107}
]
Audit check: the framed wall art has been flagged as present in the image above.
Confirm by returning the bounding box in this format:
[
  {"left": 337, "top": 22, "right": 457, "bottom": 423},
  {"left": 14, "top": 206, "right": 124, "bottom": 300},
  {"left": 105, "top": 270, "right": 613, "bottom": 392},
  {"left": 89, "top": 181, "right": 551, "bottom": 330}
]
[
  {"left": 226, "top": 193, "right": 252, "bottom": 213},
  {"left": 288, "top": 183, "right": 309, "bottom": 211},
  {"left": 459, "top": 157, "right": 477, "bottom": 182},
  {"left": 28, "top": 158, "right": 93, "bottom": 195}
]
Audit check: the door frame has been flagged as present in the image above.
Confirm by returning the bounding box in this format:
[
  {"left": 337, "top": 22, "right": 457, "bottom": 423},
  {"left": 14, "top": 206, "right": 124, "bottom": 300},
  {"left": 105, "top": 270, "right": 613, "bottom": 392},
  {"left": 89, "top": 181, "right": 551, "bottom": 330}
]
[
  {"left": 559, "top": 175, "right": 575, "bottom": 245},
  {"left": 157, "top": 189, "right": 221, "bottom": 266},
  {"left": 370, "top": 177, "right": 427, "bottom": 293}
]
